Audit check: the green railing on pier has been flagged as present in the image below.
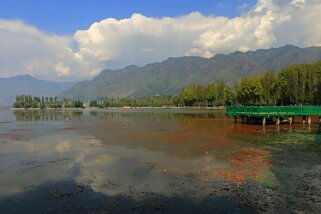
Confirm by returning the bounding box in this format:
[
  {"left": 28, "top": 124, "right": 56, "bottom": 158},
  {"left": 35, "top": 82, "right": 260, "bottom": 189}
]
[{"left": 226, "top": 106, "right": 321, "bottom": 118}]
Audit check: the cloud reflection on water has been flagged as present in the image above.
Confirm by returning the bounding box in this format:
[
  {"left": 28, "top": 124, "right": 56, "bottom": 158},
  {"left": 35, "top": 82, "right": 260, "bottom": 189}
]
[
  {"left": 3, "top": 109, "right": 318, "bottom": 199},
  {"left": 0, "top": 131, "right": 231, "bottom": 198}
]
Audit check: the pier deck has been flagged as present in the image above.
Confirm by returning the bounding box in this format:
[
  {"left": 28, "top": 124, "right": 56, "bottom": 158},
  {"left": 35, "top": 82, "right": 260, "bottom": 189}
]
[{"left": 226, "top": 106, "right": 321, "bottom": 125}]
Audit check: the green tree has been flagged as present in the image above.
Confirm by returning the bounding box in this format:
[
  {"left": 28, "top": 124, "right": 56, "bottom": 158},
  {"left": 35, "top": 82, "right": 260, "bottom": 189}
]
[
  {"left": 224, "top": 85, "right": 235, "bottom": 106},
  {"left": 206, "top": 84, "right": 217, "bottom": 107},
  {"left": 215, "top": 81, "right": 227, "bottom": 106},
  {"left": 180, "top": 87, "right": 197, "bottom": 106},
  {"left": 235, "top": 76, "right": 263, "bottom": 105},
  {"left": 260, "top": 71, "right": 278, "bottom": 105}
]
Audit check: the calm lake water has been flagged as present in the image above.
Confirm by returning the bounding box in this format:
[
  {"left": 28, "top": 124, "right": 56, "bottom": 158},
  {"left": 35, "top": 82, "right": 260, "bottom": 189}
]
[{"left": 0, "top": 109, "right": 321, "bottom": 213}]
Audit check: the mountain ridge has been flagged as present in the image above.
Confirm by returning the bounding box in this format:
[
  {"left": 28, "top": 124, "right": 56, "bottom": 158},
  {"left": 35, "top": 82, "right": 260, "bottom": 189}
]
[
  {"left": 58, "top": 45, "right": 321, "bottom": 101},
  {"left": 0, "top": 75, "right": 76, "bottom": 107}
]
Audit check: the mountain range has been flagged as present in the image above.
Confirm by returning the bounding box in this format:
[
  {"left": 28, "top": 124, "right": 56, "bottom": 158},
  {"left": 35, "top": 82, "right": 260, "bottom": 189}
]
[
  {"left": 2, "top": 45, "right": 321, "bottom": 107},
  {"left": 0, "top": 75, "right": 75, "bottom": 107},
  {"left": 59, "top": 45, "right": 321, "bottom": 102}
]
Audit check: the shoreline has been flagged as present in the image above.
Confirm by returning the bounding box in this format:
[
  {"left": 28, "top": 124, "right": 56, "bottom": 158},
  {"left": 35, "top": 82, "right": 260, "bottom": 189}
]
[{"left": 8, "top": 106, "right": 226, "bottom": 111}]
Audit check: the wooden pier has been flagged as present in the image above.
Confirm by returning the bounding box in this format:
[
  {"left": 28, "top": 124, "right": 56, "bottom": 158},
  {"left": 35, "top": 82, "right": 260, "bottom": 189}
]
[{"left": 226, "top": 106, "right": 321, "bottom": 125}]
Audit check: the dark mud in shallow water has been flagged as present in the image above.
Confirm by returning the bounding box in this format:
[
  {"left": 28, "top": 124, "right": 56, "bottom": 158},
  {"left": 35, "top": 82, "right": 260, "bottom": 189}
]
[{"left": 0, "top": 109, "right": 321, "bottom": 213}]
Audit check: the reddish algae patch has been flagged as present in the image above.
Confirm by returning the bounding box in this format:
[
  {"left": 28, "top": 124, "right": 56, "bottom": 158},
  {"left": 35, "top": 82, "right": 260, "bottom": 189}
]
[
  {"left": 218, "top": 149, "right": 272, "bottom": 183},
  {"left": 57, "top": 126, "right": 91, "bottom": 131}
]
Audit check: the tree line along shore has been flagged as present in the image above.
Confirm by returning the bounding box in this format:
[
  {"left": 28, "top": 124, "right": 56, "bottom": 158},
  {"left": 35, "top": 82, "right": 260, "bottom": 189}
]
[
  {"left": 13, "top": 95, "right": 84, "bottom": 109},
  {"left": 89, "top": 60, "right": 321, "bottom": 108},
  {"left": 13, "top": 60, "right": 321, "bottom": 109}
]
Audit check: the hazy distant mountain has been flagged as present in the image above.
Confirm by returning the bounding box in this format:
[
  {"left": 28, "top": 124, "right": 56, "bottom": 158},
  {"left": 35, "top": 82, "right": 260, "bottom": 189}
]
[
  {"left": 59, "top": 45, "right": 321, "bottom": 101},
  {"left": 0, "top": 74, "right": 75, "bottom": 107}
]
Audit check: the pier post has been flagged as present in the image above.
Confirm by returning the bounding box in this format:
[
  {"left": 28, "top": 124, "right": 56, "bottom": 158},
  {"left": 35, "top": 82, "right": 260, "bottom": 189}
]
[
  {"left": 276, "top": 117, "right": 280, "bottom": 125},
  {"left": 242, "top": 116, "right": 245, "bottom": 124},
  {"left": 262, "top": 117, "right": 266, "bottom": 126},
  {"left": 302, "top": 116, "right": 306, "bottom": 124},
  {"left": 308, "top": 125, "right": 311, "bottom": 132},
  {"left": 307, "top": 116, "right": 312, "bottom": 125},
  {"left": 234, "top": 116, "right": 237, "bottom": 123}
]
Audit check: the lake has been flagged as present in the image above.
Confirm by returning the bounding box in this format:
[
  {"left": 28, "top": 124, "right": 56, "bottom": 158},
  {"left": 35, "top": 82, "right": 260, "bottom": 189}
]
[{"left": 0, "top": 108, "right": 321, "bottom": 213}]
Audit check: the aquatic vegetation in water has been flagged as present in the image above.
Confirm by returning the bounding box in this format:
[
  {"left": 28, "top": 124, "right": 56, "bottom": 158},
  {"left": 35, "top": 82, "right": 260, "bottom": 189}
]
[
  {"left": 2, "top": 109, "right": 321, "bottom": 213},
  {"left": 229, "top": 129, "right": 321, "bottom": 146},
  {"left": 255, "top": 170, "right": 280, "bottom": 189},
  {"left": 217, "top": 150, "right": 274, "bottom": 184},
  {"left": 265, "top": 132, "right": 319, "bottom": 145}
]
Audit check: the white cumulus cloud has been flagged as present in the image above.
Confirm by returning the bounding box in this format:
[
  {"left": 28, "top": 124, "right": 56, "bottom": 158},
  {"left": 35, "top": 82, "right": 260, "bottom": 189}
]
[
  {"left": 0, "top": 19, "right": 102, "bottom": 80},
  {"left": 291, "top": 0, "right": 306, "bottom": 6},
  {"left": 73, "top": 0, "right": 321, "bottom": 67},
  {"left": 0, "top": 0, "right": 321, "bottom": 81},
  {"left": 187, "top": 0, "right": 321, "bottom": 57},
  {"left": 55, "top": 62, "right": 71, "bottom": 77},
  {"left": 73, "top": 12, "right": 216, "bottom": 67}
]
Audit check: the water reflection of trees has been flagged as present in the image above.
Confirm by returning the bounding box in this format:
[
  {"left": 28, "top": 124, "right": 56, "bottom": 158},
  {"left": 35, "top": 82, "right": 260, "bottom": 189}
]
[
  {"left": 87, "top": 109, "right": 225, "bottom": 121},
  {"left": 228, "top": 123, "right": 321, "bottom": 145},
  {"left": 81, "top": 110, "right": 237, "bottom": 159},
  {"left": 13, "top": 108, "right": 225, "bottom": 123},
  {"left": 13, "top": 110, "right": 84, "bottom": 122}
]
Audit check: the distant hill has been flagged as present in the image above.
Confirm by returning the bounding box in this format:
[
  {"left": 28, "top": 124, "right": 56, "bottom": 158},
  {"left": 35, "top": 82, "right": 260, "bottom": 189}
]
[
  {"left": 0, "top": 75, "right": 75, "bottom": 107},
  {"left": 59, "top": 45, "right": 321, "bottom": 102}
]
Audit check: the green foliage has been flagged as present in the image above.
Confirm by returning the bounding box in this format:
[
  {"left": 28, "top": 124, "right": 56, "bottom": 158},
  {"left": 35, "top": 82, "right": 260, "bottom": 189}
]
[
  {"left": 15, "top": 60, "right": 321, "bottom": 109},
  {"left": 59, "top": 46, "right": 321, "bottom": 102},
  {"left": 260, "top": 71, "right": 278, "bottom": 105},
  {"left": 206, "top": 84, "right": 217, "bottom": 107},
  {"left": 225, "top": 85, "right": 235, "bottom": 106},
  {"left": 14, "top": 95, "right": 40, "bottom": 108},
  {"left": 181, "top": 87, "right": 197, "bottom": 106},
  {"left": 277, "top": 62, "right": 321, "bottom": 105},
  {"left": 178, "top": 82, "right": 234, "bottom": 107},
  {"left": 91, "top": 95, "right": 177, "bottom": 108},
  {"left": 232, "top": 60, "right": 321, "bottom": 106},
  {"left": 13, "top": 95, "right": 82, "bottom": 109},
  {"left": 89, "top": 100, "right": 98, "bottom": 107},
  {"left": 89, "top": 60, "right": 321, "bottom": 108},
  {"left": 255, "top": 170, "right": 280, "bottom": 189},
  {"left": 179, "top": 85, "right": 207, "bottom": 106},
  {"left": 63, "top": 98, "right": 84, "bottom": 108},
  {"left": 215, "top": 82, "right": 228, "bottom": 106},
  {"left": 235, "top": 76, "right": 263, "bottom": 105}
]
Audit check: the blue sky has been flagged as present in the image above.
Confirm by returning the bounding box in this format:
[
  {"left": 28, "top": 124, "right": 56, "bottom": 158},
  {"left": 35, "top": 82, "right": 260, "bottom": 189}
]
[{"left": 0, "top": 0, "right": 256, "bottom": 34}]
